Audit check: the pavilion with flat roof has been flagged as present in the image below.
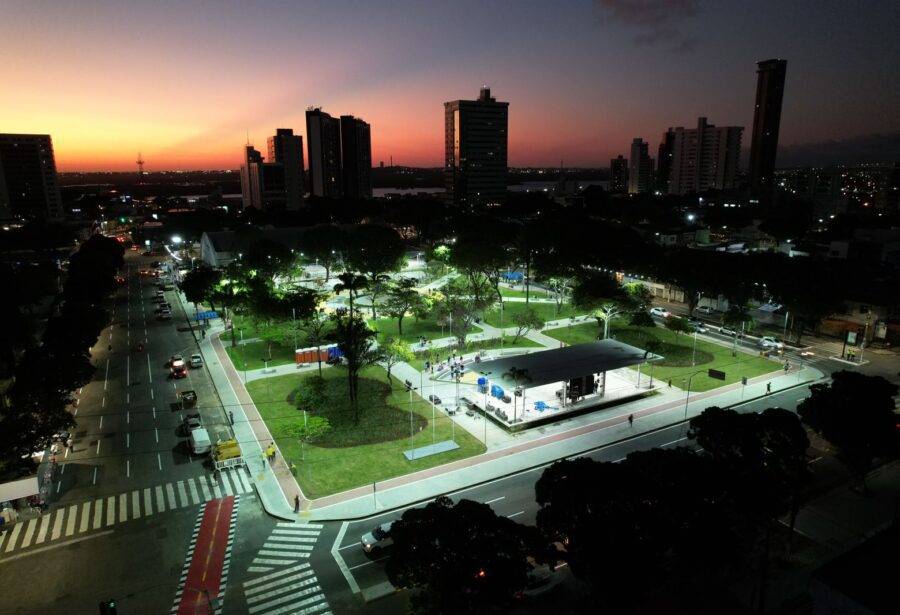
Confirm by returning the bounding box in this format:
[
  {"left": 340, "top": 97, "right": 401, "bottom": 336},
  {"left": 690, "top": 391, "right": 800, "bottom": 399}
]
[{"left": 468, "top": 339, "right": 661, "bottom": 430}]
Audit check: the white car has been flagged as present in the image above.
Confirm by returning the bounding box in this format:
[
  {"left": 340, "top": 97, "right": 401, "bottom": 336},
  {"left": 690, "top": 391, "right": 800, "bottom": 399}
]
[
  {"left": 757, "top": 336, "right": 784, "bottom": 350},
  {"left": 649, "top": 307, "right": 671, "bottom": 318},
  {"left": 696, "top": 306, "right": 716, "bottom": 315},
  {"left": 190, "top": 354, "right": 203, "bottom": 368},
  {"left": 361, "top": 521, "right": 394, "bottom": 553}
]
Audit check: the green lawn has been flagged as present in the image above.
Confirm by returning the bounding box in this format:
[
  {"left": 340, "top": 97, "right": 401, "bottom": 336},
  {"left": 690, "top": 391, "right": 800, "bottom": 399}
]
[
  {"left": 499, "top": 286, "right": 551, "bottom": 299},
  {"left": 545, "top": 322, "right": 780, "bottom": 392},
  {"left": 225, "top": 340, "right": 295, "bottom": 371},
  {"left": 368, "top": 316, "right": 449, "bottom": 345},
  {"left": 482, "top": 300, "right": 582, "bottom": 327},
  {"left": 246, "top": 366, "right": 485, "bottom": 498},
  {"left": 407, "top": 336, "right": 545, "bottom": 371}
]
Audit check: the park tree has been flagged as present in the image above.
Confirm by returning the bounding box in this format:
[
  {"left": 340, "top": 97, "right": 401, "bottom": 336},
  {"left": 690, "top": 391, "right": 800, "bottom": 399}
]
[
  {"left": 332, "top": 272, "right": 368, "bottom": 322},
  {"left": 798, "top": 370, "right": 899, "bottom": 491},
  {"left": 664, "top": 316, "right": 692, "bottom": 336},
  {"left": 629, "top": 310, "right": 656, "bottom": 328},
  {"left": 386, "top": 496, "right": 540, "bottom": 614},
  {"left": 43, "top": 304, "right": 108, "bottom": 352},
  {"left": 179, "top": 265, "right": 222, "bottom": 309},
  {"left": 343, "top": 224, "right": 406, "bottom": 318},
  {"left": 572, "top": 272, "right": 627, "bottom": 338},
  {"left": 329, "top": 310, "right": 381, "bottom": 421},
  {"left": 211, "top": 262, "right": 249, "bottom": 347},
  {"left": 510, "top": 308, "right": 544, "bottom": 344},
  {"left": 242, "top": 238, "right": 295, "bottom": 279},
  {"left": 450, "top": 223, "right": 512, "bottom": 305},
  {"left": 381, "top": 337, "right": 414, "bottom": 386},
  {"left": 383, "top": 277, "right": 424, "bottom": 336},
  {"left": 433, "top": 277, "right": 493, "bottom": 349},
  {"left": 622, "top": 282, "right": 653, "bottom": 312},
  {"left": 302, "top": 309, "right": 330, "bottom": 377},
  {"left": 301, "top": 224, "right": 345, "bottom": 283}
]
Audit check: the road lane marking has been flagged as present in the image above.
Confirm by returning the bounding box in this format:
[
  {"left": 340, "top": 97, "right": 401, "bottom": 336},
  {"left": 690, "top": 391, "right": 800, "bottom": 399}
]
[
  {"left": 127, "top": 410, "right": 130, "bottom": 423},
  {"left": 244, "top": 563, "right": 312, "bottom": 588},
  {"left": 484, "top": 496, "right": 505, "bottom": 505},
  {"left": 3, "top": 522, "right": 23, "bottom": 552},
  {"left": 147, "top": 354, "right": 152, "bottom": 382},
  {"left": 21, "top": 518, "right": 37, "bottom": 548},
  {"left": 132, "top": 490, "right": 141, "bottom": 519},
  {"left": 348, "top": 557, "right": 388, "bottom": 570},
  {"left": 64, "top": 505, "right": 78, "bottom": 536},
  {"left": 126, "top": 392, "right": 130, "bottom": 404},
  {"left": 126, "top": 459, "right": 130, "bottom": 477},
  {"left": 118, "top": 494, "right": 127, "bottom": 523},
  {"left": 96, "top": 440, "right": 101, "bottom": 455},
  {"left": 212, "top": 480, "right": 222, "bottom": 499},
  {"left": 126, "top": 355, "right": 130, "bottom": 386},
  {"left": 152, "top": 405, "right": 156, "bottom": 418},
  {"left": 106, "top": 496, "right": 115, "bottom": 527},
  {"left": 150, "top": 388, "right": 154, "bottom": 400},
  {"left": 50, "top": 510, "right": 64, "bottom": 540},
  {"left": 101, "top": 396, "right": 106, "bottom": 408},
  {"left": 143, "top": 488, "right": 153, "bottom": 516},
  {"left": 92, "top": 467, "right": 98, "bottom": 485},
  {"left": 104, "top": 359, "right": 109, "bottom": 390},
  {"left": 331, "top": 522, "right": 360, "bottom": 593},
  {"left": 98, "top": 415, "right": 103, "bottom": 429},
  {"left": 79, "top": 502, "right": 90, "bottom": 533},
  {"left": 273, "top": 528, "right": 320, "bottom": 537},
  {"left": 221, "top": 473, "right": 234, "bottom": 496},
  {"left": 35, "top": 514, "right": 49, "bottom": 544},
  {"left": 506, "top": 510, "right": 525, "bottom": 518},
  {"left": 177, "top": 481, "right": 189, "bottom": 507},
  {"left": 126, "top": 432, "right": 130, "bottom": 448},
  {"left": 155, "top": 486, "right": 165, "bottom": 513},
  {"left": 166, "top": 483, "right": 176, "bottom": 509},
  {"left": 199, "top": 476, "right": 212, "bottom": 501},
  {"left": 157, "top": 452, "right": 162, "bottom": 470},
  {"left": 268, "top": 536, "right": 317, "bottom": 544},
  {"left": 238, "top": 469, "right": 253, "bottom": 493},
  {"left": 0, "top": 531, "right": 113, "bottom": 563},
  {"left": 93, "top": 499, "right": 103, "bottom": 529},
  {"left": 187, "top": 478, "right": 200, "bottom": 504}
]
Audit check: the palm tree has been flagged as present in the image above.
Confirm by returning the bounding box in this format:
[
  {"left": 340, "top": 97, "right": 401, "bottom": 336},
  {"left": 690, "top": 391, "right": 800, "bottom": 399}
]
[
  {"left": 502, "top": 366, "right": 532, "bottom": 423},
  {"left": 333, "top": 273, "right": 368, "bottom": 322}
]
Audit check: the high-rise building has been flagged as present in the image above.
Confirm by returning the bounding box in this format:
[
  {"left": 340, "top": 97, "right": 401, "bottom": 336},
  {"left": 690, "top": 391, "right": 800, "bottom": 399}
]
[
  {"left": 267, "top": 128, "right": 304, "bottom": 209},
  {"left": 239, "top": 138, "right": 289, "bottom": 211},
  {"left": 628, "top": 138, "right": 654, "bottom": 195},
  {"left": 656, "top": 129, "right": 676, "bottom": 192},
  {"left": 339, "top": 115, "right": 372, "bottom": 198},
  {"left": 0, "top": 133, "right": 63, "bottom": 220},
  {"left": 306, "top": 108, "right": 342, "bottom": 198},
  {"left": 444, "top": 87, "right": 509, "bottom": 207},
  {"left": 240, "top": 145, "right": 264, "bottom": 210},
  {"left": 609, "top": 155, "right": 628, "bottom": 193},
  {"left": 667, "top": 117, "right": 743, "bottom": 196},
  {"left": 749, "top": 59, "right": 787, "bottom": 196}
]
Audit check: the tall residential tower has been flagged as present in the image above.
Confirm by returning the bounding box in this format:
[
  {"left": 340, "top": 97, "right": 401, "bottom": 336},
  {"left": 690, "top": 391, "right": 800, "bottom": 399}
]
[
  {"left": 0, "top": 133, "right": 63, "bottom": 220},
  {"left": 267, "top": 128, "right": 304, "bottom": 209},
  {"left": 339, "top": 115, "right": 373, "bottom": 199},
  {"left": 306, "top": 108, "right": 342, "bottom": 198},
  {"left": 749, "top": 59, "right": 787, "bottom": 196},
  {"left": 444, "top": 87, "right": 508, "bottom": 207},
  {"left": 667, "top": 118, "right": 743, "bottom": 195},
  {"left": 628, "top": 138, "right": 654, "bottom": 195}
]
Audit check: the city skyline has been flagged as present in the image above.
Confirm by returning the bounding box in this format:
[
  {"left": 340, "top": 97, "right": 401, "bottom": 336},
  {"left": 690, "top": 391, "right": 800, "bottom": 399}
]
[{"left": 2, "top": 1, "right": 899, "bottom": 172}]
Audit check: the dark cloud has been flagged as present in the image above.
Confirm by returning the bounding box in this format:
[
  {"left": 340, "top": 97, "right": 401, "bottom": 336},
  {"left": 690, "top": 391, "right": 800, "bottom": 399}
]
[
  {"left": 596, "top": 0, "right": 700, "bottom": 53},
  {"left": 776, "top": 133, "right": 900, "bottom": 168}
]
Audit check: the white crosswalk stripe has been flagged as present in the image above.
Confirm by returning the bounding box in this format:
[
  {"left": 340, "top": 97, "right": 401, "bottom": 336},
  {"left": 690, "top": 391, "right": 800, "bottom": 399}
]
[
  {"left": 0, "top": 469, "right": 253, "bottom": 557},
  {"left": 241, "top": 525, "right": 330, "bottom": 614}
]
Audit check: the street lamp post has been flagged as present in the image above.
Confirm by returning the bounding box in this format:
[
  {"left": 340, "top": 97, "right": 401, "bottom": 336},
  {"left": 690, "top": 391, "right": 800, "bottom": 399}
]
[{"left": 691, "top": 330, "right": 698, "bottom": 366}]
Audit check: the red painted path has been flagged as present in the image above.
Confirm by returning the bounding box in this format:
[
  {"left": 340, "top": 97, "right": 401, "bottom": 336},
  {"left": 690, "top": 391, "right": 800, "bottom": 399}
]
[{"left": 176, "top": 496, "right": 234, "bottom": 615}]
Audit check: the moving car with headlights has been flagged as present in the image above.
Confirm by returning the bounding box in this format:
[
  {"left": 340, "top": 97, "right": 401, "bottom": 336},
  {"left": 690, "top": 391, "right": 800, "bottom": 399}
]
[
  {"left": 757, "top": 336, "right": 784, "bottom": 350},
  {"left": 171, "top": 358, "right": 187, "bottom": 379},
  {"left": 649, "top": 307, "right": 671, "bottom": 318},
  {"left": 361, "top": 521, "right": 394, "bottom": 554}
]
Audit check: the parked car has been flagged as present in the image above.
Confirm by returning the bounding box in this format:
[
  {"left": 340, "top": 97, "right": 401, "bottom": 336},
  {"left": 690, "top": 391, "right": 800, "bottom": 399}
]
[
  {"left": 649, "top": 307, "right": 671, "bottom": 318},
  {"left": 183, "top": 413, "right": 202, "bottom": 434},
  {"left": 427, "top": 394, "right": 442, "bottom": 405},
  {"left": 157, "top": 313, "right": 173, "bottom": 321},
  {"left": 696, "top": 306, "right": 716, "bottom": 315},
  {"left": 190, "top": 354, "right": 203, "bottom": 368},
  {"left": 361, "top": 521, "right": 394, "bottom": 554},
  {"left": 757, "top": 336, "right": 784, "bottom": 350},
  {"left": 169, "top": 354, "right": 184, "bottom": 366}
]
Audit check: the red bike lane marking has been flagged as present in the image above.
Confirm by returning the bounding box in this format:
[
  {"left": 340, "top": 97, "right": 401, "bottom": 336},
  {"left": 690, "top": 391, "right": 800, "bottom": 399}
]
[{"left": 176, "top": 496, "right": 234, "bottom": 614}]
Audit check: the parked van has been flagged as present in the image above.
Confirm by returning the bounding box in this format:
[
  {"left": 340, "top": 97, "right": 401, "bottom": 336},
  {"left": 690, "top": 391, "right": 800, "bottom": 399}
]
[{"left": 189, "top": 428, "right": 211, "bottom": 455}]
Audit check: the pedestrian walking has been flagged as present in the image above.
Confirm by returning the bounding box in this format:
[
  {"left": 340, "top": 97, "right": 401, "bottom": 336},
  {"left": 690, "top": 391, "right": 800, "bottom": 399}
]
[
  {"left": 66, "top": 437, "right": 73, "bottom": 450},
  {"left": 294, "top": 494, "right": 300, "bottom": 513},
  {"left": 229, "top": 411, "right": 234, "bottom": 425},
  {"left": 766, "top": 382, "right": 771, "bottom": 394},
  {"left": 628, "top": 414, "right": 634, "bottom": 427}
]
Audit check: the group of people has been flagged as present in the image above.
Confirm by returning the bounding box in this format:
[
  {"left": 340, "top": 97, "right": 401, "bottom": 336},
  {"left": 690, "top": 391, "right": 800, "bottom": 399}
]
[{"left": 265, "top": 442, "right": 277, "bottom": 463}]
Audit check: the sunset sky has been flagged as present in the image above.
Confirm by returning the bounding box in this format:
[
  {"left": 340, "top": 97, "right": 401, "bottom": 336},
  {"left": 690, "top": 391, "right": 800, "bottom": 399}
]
[{"left": 2, "top": 0, "right": 898, "bottom": 171}]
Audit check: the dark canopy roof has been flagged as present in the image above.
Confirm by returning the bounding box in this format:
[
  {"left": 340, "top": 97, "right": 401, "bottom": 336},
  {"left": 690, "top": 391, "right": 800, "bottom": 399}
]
[{"left": 474, "top": 340, "right": 659, "bottom": 389}]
